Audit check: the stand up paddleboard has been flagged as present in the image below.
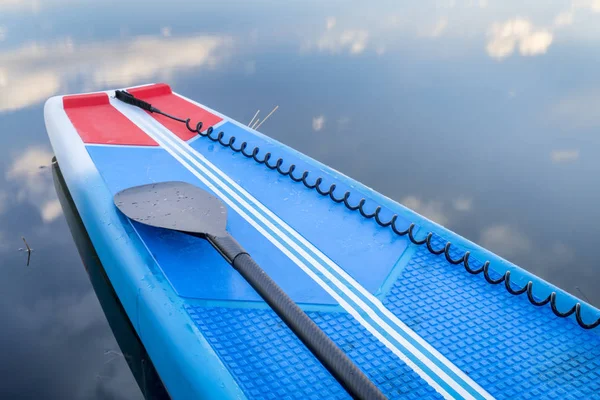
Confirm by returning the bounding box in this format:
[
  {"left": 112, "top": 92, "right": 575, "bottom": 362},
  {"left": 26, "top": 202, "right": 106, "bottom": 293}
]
[{"left": 45, "top": 84, "right": 600, "bottom": 399}]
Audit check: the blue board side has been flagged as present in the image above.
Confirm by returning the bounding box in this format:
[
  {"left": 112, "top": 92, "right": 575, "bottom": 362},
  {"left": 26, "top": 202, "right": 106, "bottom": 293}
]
[{"left": 45, "top": 96, "right": 246, "bottom": 400}]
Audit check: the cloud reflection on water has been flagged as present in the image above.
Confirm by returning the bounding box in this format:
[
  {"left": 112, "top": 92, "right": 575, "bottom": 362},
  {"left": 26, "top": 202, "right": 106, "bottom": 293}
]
[{"left": 0, "top": 34, "right": 232, "bottom": 112}]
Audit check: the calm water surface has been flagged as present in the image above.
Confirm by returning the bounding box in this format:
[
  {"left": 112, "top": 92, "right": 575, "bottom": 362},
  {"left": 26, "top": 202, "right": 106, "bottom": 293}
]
[{"left": 1, "top": 1, "right": 599, "bottom": 398}]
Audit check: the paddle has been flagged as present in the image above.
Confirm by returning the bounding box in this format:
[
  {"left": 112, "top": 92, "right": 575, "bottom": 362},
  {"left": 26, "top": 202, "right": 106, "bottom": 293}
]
[{"left": 114, "top": 181, "right": 386, "bottom": 400}]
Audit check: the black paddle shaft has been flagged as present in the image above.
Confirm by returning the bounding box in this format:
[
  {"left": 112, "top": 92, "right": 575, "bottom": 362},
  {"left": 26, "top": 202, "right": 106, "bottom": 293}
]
[
  {"left": 206, "top": 233, "right": 386, "bottom": 400},
  {"left": 114, "top": 181, "right": 386, "bottom": 399}
]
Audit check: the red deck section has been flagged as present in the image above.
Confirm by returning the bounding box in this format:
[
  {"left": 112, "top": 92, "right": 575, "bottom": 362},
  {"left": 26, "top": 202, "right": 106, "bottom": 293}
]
[
  {"left": 127, "top": 84, "right": 223, "bottom": 141},
  {"left": 63, "top": 92, "right": 158, "bottom": 146}
]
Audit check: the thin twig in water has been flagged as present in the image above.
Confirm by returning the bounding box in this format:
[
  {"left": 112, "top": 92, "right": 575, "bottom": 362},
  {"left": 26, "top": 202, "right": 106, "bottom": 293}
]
[
  {"left": 22, "top": 236, "right": 31, "bottom": 252},
  {"left": 103, "top": 349, "right": 124, "bottom": 364},
  {"left": 575, "top": 286, "right": 591, "bottom": 303},
  {"left": 21, "top": 236, "right": 32, "bottom": 266},
  {"left": 248, "top": 110, "right": 260, "bottom": 127},
  {"left": 254, "top": 105, "right": 279, "bottom": 130}
]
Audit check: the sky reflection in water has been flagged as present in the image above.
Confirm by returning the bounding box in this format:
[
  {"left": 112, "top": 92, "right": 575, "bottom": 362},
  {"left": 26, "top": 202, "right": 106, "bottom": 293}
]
[{"left": 1, "top": 0, "right": 600, "bottom": 398}]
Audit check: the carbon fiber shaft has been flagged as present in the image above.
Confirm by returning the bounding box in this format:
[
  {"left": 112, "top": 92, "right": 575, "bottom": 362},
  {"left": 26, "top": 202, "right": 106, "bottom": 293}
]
[{"left": 209, "top": 235, "right": 387, "bottom": 400}]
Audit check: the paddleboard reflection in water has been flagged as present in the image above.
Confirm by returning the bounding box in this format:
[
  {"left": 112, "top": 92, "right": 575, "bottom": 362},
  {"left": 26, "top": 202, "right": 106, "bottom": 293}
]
[{"left": 52, "top": 158, "right": 170, "bottom": 400}]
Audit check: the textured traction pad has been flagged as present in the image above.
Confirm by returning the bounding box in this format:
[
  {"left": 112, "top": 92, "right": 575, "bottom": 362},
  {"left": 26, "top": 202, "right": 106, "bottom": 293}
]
[
  {"left": 185, "top": 305, "right": 441, "bottom": 399},
  {"left": 383, "top": 246, "right": 600, "bottom": 399},
  {"left": 186, "top": 244, "right": 600, "bottom": 399}
]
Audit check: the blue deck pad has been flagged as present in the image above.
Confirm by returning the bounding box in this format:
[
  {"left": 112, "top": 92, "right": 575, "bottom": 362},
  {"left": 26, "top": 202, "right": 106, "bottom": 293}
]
[
  {"left": 385, "top": 246, "right": 600, "bottom": 399},
  {"left": 85, "top": 142, "right": 449, "bottom": 399},
  {"left": 186, "top": 305, "right": 444, "bottom": 399},
  {"left": 189, "top": 121, "right": 410, "bottom": 296},
  {"left": 86, "top": 145, "right": 334, "bottom": 304}
]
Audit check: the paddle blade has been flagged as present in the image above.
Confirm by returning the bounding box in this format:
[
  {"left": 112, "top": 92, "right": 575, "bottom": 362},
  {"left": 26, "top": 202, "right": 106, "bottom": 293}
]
[{"left": 113, "top": 181, "right": 228, "bottom": 238}]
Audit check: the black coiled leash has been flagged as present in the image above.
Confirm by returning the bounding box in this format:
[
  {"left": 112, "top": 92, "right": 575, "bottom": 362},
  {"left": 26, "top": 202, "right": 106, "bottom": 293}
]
[{"left": 115, "top": 90, "right": 600, "bottom": 330}]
